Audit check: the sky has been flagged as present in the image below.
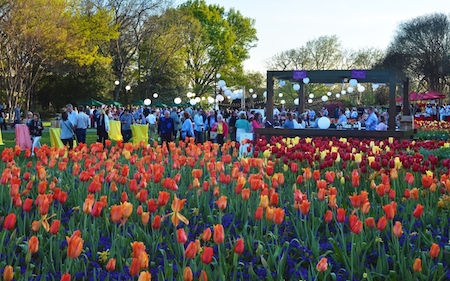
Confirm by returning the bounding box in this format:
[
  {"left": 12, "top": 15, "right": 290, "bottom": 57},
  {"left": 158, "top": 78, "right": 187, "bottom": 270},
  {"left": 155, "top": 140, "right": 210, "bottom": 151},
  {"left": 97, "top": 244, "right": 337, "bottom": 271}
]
[{"left": 202, "top": 0, "right": 450, "bottom": 73}]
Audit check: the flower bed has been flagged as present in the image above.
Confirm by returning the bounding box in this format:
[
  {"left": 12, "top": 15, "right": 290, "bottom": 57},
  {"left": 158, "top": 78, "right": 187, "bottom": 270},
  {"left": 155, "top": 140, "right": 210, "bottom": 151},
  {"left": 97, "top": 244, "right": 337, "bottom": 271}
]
[{"left": 0, "top": 137, "right": 449, "bottom": 281}]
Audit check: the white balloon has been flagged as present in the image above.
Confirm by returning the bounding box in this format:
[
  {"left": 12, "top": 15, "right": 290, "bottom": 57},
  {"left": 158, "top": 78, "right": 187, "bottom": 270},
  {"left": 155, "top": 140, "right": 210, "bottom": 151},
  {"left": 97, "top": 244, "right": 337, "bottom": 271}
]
[
  {"left": 231, "top": 93, "right": 238, "bottom": 100},
  {"left": 216, "top": 94, "right": 224, "bottom": 102},
  {"left": 294, "top": 98, "right": 299, "bottom": 105},
  {"left": 224, "top": 89, "right": 232, "bottom": 96},
  {"left": 144, "top": 98, "right": 151, "bottom": 106},
  {"left": 317, "top": 117, "right": 331, "bottom": 130},
  {"left": 293, "top": 84, "right": 300, "bottom": 91},
  {"left": 358, "top": 86, "right": 365, "bottom": 92},
  {"left": 303, "top": 77, "right": 310, "bottom": 84},
  {"left": 321, "top": 96, "right": 329, "bottom": 102},
  {"left": 341, "top": 90, "right": 346, "bottom": 95},
  {"left": 349, "top": 79, "right": 358, "bottom": 87},
  {"left": 194, "top": 97, "right": 201, "bottom": 103},
  {"left": 263, "top": 91, "right": 267, "bottom": 98},
  {"left": 216, "top": 73, "right": 221, "bottom": 79},
  {"left": 336, "top": 93, "right": 341, "bottom": 98},
  {"left": 308, "top": 99, "right": 313, "bottom": 103},
  {"left": 327, "top": 92, "right": 332, "bottom": 96},
  {"left": 252, "top": 94, "right": 257, "bottom": 99},
  {"left": 218, "top": 80, "right": 226, "bottom": 88},
  {"left": 372, "top": 84, "right": 379, "bottom": 90},
  {"left": 280, "top": 100, "right": 285, "bottom": 104},
  {"left": 309, "top": 93, "right": 314, "bottom": 98},
  {"left": 236, "top": 91, "right": 243, "bottom": 99},
  {"left": 189, "top": 99, "right": 196, "bottom": 105},
  {"left": 347, "top": 87, "right": 354, "bottom": 93},
  {"left": 174, "top": 97, "right": 182, "bottom": 104},
  {"left": 279, "top": 80, "right": 286, "bottom": 86},
  {"left": 207, "top": 97, "right": 215, "bottom": 104}
]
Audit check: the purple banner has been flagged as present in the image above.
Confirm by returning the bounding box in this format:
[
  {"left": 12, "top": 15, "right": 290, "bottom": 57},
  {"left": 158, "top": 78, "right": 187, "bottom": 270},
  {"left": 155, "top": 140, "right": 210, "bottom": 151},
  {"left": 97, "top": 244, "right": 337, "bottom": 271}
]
[
  {"left": 351, "top": 69, "right": 366, "bottom": 79},
  {"left": 293, "top": 70, "right": 307, "bottom": 79}
]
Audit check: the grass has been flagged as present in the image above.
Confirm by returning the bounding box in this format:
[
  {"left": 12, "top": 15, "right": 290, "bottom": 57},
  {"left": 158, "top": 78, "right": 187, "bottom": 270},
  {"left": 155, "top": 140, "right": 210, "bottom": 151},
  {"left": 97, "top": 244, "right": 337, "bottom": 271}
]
[{"left": 0, "top": 124, "right": 101, "bottom": 149}]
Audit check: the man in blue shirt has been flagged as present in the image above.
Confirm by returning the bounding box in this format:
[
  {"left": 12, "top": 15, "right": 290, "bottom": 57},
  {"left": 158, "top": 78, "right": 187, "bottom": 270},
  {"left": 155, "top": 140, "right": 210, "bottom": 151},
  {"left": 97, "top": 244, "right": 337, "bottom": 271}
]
[
  {"left": 365, "top": 106, "right": 378, "bottom": 131},
  {"left": 337, "top": 109, "right": 348, "bottom": 125}
]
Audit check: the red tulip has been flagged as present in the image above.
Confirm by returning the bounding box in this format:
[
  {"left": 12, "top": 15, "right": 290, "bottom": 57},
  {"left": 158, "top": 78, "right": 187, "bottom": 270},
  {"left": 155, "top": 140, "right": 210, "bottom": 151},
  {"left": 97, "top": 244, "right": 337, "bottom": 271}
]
[
  {"left": 28, "top": 235, "right": 39, "bottom": 254},
  {"left": 324, "top": 210, "right": 333, "bottom": 223},
  {"left": 377, "top": 216, "right": 387, "bottom": 231},
  {"left": 365, "top": 217, "right": 375, "bottom": 229},
  {"left": 254, "top": 206, "right": 263, "bottom": 220},
  {"left": 336, "top": 208, "right": 346, "bottom": 223},
  {"left": 3, "top": 213, "right": 16, "bottom": 230},
  {"left": 106, "top": 258, "right": 116, "bottom": 271},
  {"left": 412, "top": 204, "right": 424, "bottom": 218},
  {"left": 392, "top": 221, "right": 403, "bottom": 237},
  {"left": 23, "top": 198, "right": 34, "bottom": 212},
  {"left": 185, "top": 241, "right": 197, "bottom": 259},
  {"left": 50, "top": 220, "right": 61, "bottom": 235},
  {"left": 152, "top": 215, "right": 161, "bottom": 229},
  {"left": 234, "top": 238, "right": 245, "bottom": 254},
  {"left": 201, "top": 247, "right": 214, "bottom": 264},
  {"left": 177, "top": 228, "right": 187, "bottom": 244},
  {"left": 60, "top": 273, "right": 71, "bottom": 281}
]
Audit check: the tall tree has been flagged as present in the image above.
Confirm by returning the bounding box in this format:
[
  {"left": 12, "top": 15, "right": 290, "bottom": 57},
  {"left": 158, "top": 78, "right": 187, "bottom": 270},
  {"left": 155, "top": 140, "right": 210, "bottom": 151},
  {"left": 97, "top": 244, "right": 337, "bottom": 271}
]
[
  {"left": 179, "top": 0, "right": 257, "bottom": 96},
  {"left": 93, "top": 0, "right": 170, "bottom": 101},
  {"left": 379, "top": 13, "right": 450, "bottom": 93}
]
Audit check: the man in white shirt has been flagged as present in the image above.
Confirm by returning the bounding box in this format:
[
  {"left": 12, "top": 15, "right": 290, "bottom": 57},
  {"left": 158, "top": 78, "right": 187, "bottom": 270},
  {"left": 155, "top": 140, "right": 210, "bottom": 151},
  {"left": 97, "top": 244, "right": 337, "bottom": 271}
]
[
  {"left": 146, "top": 110, "right": 157, "bottom": 141},
  {"left": 66, "top": 103, "right": 78, "bottom": 126},
  {"left": 74, "top": 105, "right": 90, "bottom": 143}
]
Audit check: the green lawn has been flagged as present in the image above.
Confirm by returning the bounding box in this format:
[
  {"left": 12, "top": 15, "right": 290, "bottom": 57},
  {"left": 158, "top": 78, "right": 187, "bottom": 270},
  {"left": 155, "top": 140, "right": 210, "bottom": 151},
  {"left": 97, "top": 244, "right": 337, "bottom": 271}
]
[{"left": 0, "top": 126, "right": 100, "bottom": 149}]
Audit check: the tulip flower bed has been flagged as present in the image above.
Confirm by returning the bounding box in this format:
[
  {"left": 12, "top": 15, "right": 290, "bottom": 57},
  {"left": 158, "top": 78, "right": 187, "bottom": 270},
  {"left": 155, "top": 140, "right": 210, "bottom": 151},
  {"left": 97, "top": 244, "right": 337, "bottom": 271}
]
[
  {"left": 0, "top": 137, "right": 449, "bottom": 281},
  {"left": 414, "top": 120, "right": 450, "bottom": 140}
]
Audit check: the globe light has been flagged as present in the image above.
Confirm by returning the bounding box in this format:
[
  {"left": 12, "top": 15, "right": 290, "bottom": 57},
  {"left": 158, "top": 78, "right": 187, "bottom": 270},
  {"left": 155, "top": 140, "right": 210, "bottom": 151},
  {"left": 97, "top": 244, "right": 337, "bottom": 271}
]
[
  {"left": 293, "top": 84, "right": 300, "bottom": 91},
  {"left": 114, "top": 80, "right": 120, "bottom": 86},
  {"left": 327, "top": 91, "right": 332, "bottom": 96},
  {"left": 263, "top": 91, "right": 267, "bottom": 98},
  {"left": 349, "top": 79, "right": 358, "bottom": 87},
  {"left": 341, "top": 90, "right": 346, "bottom": 95},
  {"left": 294, "top": 98, "right": 299, "bottom": 105},
  {"left": 153, "top": 93, "right": 158, "bottom": 98},
  {"left": 207, "top": 97, "right": 215, "bottom": 104},
  {"left": 278, "top": 93, "right": 283, "bottom": 97},
  {"left": 309, "top": 93, "right": 314, "bottom": 98},
  {"left": 216, "top": 73, "right": 221, "bottom": 79},
  {"left": 321, "top": 96, "right": 329, "bottom": 102},
  {"left": 252, "top": 93, "right": 257, "bottom": 98},
  {"left": 189, "top": 99, "right": 196, "bottom": 105},
  {"left": 279, "top": 80, "right": 286, "bottom": 86},
  {"left": 303, "top": 77, "right": 310, "bottom": 84},
  {"left": 372, "top": 84, "right": 379, "bottom": 90},
  {"left": 336, "top": 93, "right": 341, "bottom": 98},
  {"left": 280, "top": 99, "right": 285, "bottom": 104},
  {"left": 216, "top": 94, "right": 224, "bottom": 102},
  {"left": 347, "top": 87, "right": 354, "bottom": 93},
  {"left": 358, "top": 86, "right": 365, "bottom": 92},
  {"left": 195, "top": 97, "right": 201, "bottom": 103},
  {"left": 144, "top": 98, "right": 151, "bottom": 106},
  {"left": 174, "top": 97, "right": 182, "bottom": 104},
  {"left": 308, "top": 98, "right": 313, "bottom": 103},
  {"left": 125, "top": 85, "right": 131, "bottom": 91},
  {"left": 249, "top": 88, "right": 254, "bottom": 93},
  {"left": 201, "top": 96, "right": 205, "bottom": 100}
]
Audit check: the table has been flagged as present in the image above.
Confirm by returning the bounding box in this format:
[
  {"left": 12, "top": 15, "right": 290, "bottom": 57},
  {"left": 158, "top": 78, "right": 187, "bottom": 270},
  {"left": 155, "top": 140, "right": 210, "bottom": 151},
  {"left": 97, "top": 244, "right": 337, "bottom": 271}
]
[
  {"left": 131, "top": 124, "right": 149, "bottom": 145},
  {"left": 109, "top": 120, "right": 123, "bottom": 141},
  {"left": 15, "top": 124, "right": 32, "bottom": 150}
]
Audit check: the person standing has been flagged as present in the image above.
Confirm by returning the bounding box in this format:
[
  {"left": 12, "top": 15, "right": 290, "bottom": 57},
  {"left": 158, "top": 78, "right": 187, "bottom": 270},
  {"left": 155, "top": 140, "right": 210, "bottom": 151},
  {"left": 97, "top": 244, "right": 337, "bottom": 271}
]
[
  {"left": 228, "top": 110, "right": 238, "bottom": 141},
  {"left": 0, "top": 104, "right": 6, "bottom": 130},
  {"left": 170, "top": 107, "right": 181, "bottom": 140},
  {"left": 193, "top": 109, "right": 205, "bottom": 144},
  {"left": 204, "top": 110, "right": 217, "bottom": 141},
  {"left": 12, "top": 103, "right": 21, "bottom": 129},
  {"left": 146, "top": 110, "right": 157, "bottom": 141},
  {"left": 74, "top": 105, "right": 90, "bottom": 144},
  {"left": 96, "top": 109, "right": 110, "bottom": 146},
  {"left": 29, "top": 112, "right": 44, "bottom": 156},
  {"left": 365, "top": 107, "right": 378, "bottom": 131},
  {"left": 211, "top": 114, "right": 228, "bottom": 145},
  {"left": 66, "top": 103, "right": 78, "bottom": 126},
  {"left": 337, "top": 109, "right": 348, "bottom": 125},
  {"left": 120, "top": 108, "right": 134, "bottom": 142},
  {"left": 60, "top": 111, "right": 75, "bottom": 150},
  {"left": 180, "top": 112, "right": 194, "bottom": 140},
  {"left": 158, "top": 110, "right": 175, "bottom": 144}
]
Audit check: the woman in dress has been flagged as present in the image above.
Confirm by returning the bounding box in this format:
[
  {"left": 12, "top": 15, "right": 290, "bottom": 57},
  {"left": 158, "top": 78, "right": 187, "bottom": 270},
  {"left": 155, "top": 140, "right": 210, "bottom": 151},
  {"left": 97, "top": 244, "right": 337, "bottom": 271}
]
[
  {"left": 96, "top": 109, "right": 110, "bottom": 146},
  {"left": 28, "top": 112, "right": 44, "bottom": 155},
  {"left": 251, "top": 112, "right": 263, "bottom": 132},
  {"left": 60, "top": 111, "right": 75, "bottom": 149}
]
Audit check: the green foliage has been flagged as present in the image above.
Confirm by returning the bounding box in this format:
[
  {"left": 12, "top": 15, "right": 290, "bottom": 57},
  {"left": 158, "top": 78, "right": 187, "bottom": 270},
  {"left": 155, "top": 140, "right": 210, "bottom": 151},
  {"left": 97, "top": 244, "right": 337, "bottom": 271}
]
[
  {"left": 415, "top": 129, "right": 450, "bottom": 141},
  {"left": 418, "top": 146, "right": 450, "bottom": 161}
]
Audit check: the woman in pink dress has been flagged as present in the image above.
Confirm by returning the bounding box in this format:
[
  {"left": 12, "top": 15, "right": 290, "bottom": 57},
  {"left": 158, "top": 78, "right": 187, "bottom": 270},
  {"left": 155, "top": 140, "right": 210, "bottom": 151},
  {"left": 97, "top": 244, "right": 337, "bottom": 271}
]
[{"left": 251, "top": 112, "right": 263, "bottom": 133}]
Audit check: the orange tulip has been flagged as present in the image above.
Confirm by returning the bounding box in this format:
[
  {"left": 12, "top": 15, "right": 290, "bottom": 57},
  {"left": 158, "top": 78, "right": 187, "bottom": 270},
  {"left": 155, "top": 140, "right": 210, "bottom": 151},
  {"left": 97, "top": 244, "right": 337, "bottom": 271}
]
[
  {"left": 3, "top": 265, "right": 13, "bottom": 281},
  {"left": 28, "top": 235, "right": 39, "bottom": 254},
  {"left": 141, "top": 212, "right": 150, "bottom": 226},
  {"left": 303, "top": 168, "right": 312, "bottom": 180},
  {"left": 324, "top": 210, "right": 333, "bottom": 223},
  {"left": 50, "top": 220, "right": 61, "bottom": 235},
  {"left": 273, "top": 208, "right": 285, "bottom": 224},
  {"left": 213, "top": 224, "right": 225, "bottom": 244},
  {"left": 316, "top": 179, "right": 327, "bottom": 189},
  {"left": 351, "top": 169, "right": 360, "bottom": 187},
  {"left": 129, "top": 258, "right": 140, "bottom": 276},
  {"left": 201, "top": 247, "right": 214, "bottom": 264},
  {"left": 157, "top": 191, "right": 170, "bottom": 206},
  {"left": 216, "top": 196, "right": 227, "bottom": 210},
  {"left": 365, "top": 217, "right": 375, "bottom": 229},
  {"left": 199, "top": 270, "right": 208, "bottom": 281},
  {"left": 110, "top": 205, "right": 123, "bottom": 224},
  {"left": 66, "top": 233, "right": 84, "bottom": 259},
  {"left": 336, "top": 208, "right": 346, "bottom": 223},
  {"left": 183, "top": 266, "right": 193, "bottom": 281},
  {"left": 170, "top": 195, "right": 189, "bottom": 226},
  {"left": 185, "top": 241, "right": 197, "bottom": 259},
  {"left": 317, "top": 188, "right": 326, "bottom": 201},
  {"left": 131, "top": 241, "right": 146, "bottom": 259},
  {"left": 106, "top": 258, "right": 116, "bottom": 271},
  {"left": 91, "top": 201, "right": 103, "bottom": 217},
  {"left": 421, "top": 175, "right": 433, "bottom": 189},
  {"left": 60, "top": 273, "right": 71, "bottom": 281},
  {"left": 234, "top": 238, "right": 244, "bottom": 254},
  {"left": 412, "top": 258, "right": 422, "bottom": 272},
  {"left": 254, "top": 206, "right": 263, "bottom": 220},
  {"left": 122, "top": 201, "right": 133, "bottom": 220},
  {"left": 241, "top": 188, "right": 250, "bottom": 200},
  {"left": 202, "top": 227, "right": 212, "bottom": 242},
  {"left": 350, "top": 216, "right": 363, "bottom": 234},
  {"left": 429, "top": 243, "right": 440, "bottom": 258},
  {"left": 312, "top": 170, "right": 320, "bottom": 181},
  {"left": 299, "top": 201, "right": 310, "bottom": 216},
  {"left": 152, "top": 215, "right": 161, "bottom": 229},
  {"left": 3, "top": 213, "right": 16, "bottom": 230},
  {"left": 392, "top": 221, "right": 403, "bottom": 237},
  {"left": 377, "top": 216, "right": 387, "bottom": 231},
  {"left": 382, "top": 202, "right": 396, "bottom": 220},
  {"left": 412, "top": 204, "right": 424, "bottom": 218},
  {"left": 316, "top": 257, "right": 328, "bottom": 272}
]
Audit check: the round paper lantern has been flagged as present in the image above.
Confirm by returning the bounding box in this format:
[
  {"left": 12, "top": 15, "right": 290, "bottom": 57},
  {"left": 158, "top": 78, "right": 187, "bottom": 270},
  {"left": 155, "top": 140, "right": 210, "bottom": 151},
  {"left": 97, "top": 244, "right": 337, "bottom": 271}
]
[
  {"left": 317, "top": 117, "right": 331, "bottom": 130},
  {"left": 144, "top": 98, "right": 151, "bottom": 106},
  {"left": 125, "top": 85, "right": 131, "bottom": 91},
  {"left": 278, "top": 93, "right": 283, "bottom": 97},
  {"left": 309, "top": 93, "right": 314, "bottom": 98},
  {"left": 341, "top": 90, "right": 346, "bottom": 95},
  {"left": 207, "top": 97, "right": 215, "bottom": 104},
  {"left": 279, "top": 80, "right": 286, "bottom": 86},
  {"left": 280, "top": 99, "right": 285, "bottom": 104},
  {"left": 294, "top": 98, "right": 299, "bottom": 105},
  {"left": 216, "top": 94, "right": 224, "bottom": 102},
  {"left": 189, "top": 99, "right": 196, "bottom": 105},
  {"left": 252, "top": 93, "right": 257, "bottom": 98},
  {"left": 321, "top": 96, "right": 328, "bottom": 102},
  {"left": 174, "top": 97, "right": 182, "bottom": 104},
  {"left": 263, "top": 91, "right": 267, "bottom": 98},
  {"left": 218, "top": 80, "right": 226, "bottom": 88},
  {"left": 308, "top": 99, "right": 313, "bottom": 103},
  {"left": 153, "top": 93, "right": 158, "bottom": 98},
  {"left": 357, "top": 86, "right": 365, "bottom": 92},
  {"left": 194, "top": 97, "right": 201, "bottom": 103},
  {"left": 347, "top": 87, "right": 354, "bottom": 93},
  {"left": 336, "top": 93, "right": 341, "bottom": 98},
  {"left": 372, "top": 84, "right": 379, "bottom": 90},
  {"left": 224, "top": 89, "right": 232, "bottom": 96},
  {"left": 293, "top": 84, "right": 300, "bottom": 91},
  {"left": 327, "top": 91, "right": 332, "bottom": 96},
  {"left": 349, "top": 79, "right": 358, "bottom": 87},
  {"left": 303, "top": 77, "right": 310, "bottom": 84},
  {"left": 216, "top": 73, "right": 221, "bottom": 79}
]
